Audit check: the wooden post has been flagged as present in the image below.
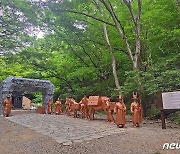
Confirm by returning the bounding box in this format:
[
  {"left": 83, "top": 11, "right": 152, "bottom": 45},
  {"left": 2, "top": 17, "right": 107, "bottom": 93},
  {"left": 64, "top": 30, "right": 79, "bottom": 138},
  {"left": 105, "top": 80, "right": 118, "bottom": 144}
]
[
  {"left": 157, "top": 92, "right": 166, "bottom": 129},
  {"left": 160, "top": 110, "right": 166, "bottom": 129}
]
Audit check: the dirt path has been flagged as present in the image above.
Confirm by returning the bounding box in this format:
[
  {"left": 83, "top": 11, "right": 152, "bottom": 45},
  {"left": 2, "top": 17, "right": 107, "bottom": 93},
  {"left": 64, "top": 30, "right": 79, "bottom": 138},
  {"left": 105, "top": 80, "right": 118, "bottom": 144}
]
[{"left": 0, "top": 111, "right": 179, "bottom": 154}]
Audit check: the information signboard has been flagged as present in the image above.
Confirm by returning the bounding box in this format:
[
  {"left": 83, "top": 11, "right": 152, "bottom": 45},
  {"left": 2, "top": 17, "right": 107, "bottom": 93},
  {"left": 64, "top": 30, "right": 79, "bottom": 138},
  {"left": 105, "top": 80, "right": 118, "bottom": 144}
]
[{"left": 162, "top": 91, "right": 180, "bottom": 109}]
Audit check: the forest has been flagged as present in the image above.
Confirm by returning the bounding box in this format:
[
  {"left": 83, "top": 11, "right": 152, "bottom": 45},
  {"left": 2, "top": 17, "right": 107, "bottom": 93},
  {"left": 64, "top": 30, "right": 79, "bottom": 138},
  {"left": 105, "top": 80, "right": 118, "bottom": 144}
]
[{"left": 0, "top": 0, "right": 180, "bottom": 117}]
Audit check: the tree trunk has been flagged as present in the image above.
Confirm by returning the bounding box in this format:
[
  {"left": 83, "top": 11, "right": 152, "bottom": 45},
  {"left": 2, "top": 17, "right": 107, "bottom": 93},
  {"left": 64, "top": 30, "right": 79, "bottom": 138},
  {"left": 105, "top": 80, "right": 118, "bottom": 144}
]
[
  {"left": 103, "top": 23, "right": 121, "bottom": 91},
  {"left": 176, "top": 0, "right": 180, "bottom": 14},
  {"left": 95, "top": 0, "right": 122, "bottom": 92}
]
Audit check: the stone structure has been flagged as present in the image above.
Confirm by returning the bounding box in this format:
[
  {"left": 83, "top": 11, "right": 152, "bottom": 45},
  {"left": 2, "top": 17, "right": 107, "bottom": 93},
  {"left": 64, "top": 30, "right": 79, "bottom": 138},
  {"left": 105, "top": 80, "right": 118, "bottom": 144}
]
[{"left": 0, "top": 77, "right": 54, "bottom": 115}]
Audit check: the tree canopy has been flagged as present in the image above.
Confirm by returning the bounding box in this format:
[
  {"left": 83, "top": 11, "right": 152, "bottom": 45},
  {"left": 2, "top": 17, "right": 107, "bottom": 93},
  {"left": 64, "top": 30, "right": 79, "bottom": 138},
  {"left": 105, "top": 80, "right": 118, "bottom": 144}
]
[{"left": 0, "top": 0, "right": 180, "bottom": 115}]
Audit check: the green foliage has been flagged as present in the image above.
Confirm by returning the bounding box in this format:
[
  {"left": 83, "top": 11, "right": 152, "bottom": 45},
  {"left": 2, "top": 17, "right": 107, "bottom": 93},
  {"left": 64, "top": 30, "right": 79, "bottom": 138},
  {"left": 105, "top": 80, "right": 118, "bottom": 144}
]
[
  {"left": 0, "top": 0, "right": 42, "bottom": 54},
  {"left": 148, "top": 108, "right": 160, "bottom": 119},
  {"left": 168, "top": 111, "right": 180, "bottom": 124},
  {"left": 31, "top": 93, "right": 42, "bottom": 105},
  {"left": 0, "top": 0, "right": 179, "bottom": 117}
]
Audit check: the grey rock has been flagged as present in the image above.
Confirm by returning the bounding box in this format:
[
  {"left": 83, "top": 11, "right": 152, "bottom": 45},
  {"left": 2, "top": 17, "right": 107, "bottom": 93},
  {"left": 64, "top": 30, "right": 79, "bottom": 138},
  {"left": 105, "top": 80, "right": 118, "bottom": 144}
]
[{"left": 0, "top": 77, "right": 54, "bottom": 115}]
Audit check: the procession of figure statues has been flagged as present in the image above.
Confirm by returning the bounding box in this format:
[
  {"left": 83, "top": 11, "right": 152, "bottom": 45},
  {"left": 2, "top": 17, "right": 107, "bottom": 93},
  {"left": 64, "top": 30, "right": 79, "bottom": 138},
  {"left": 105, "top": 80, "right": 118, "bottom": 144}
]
[
  {"left": 1, "top": 93, "right": 142, "bottom": 128},
  {"left": 36, "top": 92, "right": 142, "bottom": 128}
]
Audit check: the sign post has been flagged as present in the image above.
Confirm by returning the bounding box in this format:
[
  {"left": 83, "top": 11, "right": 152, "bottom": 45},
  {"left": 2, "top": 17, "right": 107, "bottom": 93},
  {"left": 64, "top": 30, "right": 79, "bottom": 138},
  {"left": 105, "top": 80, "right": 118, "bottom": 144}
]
[
  {"left": 160, "top": 110, "right": 166, "bottom": 129},
  {"left": 157, "top": 91, "right": 180, "bottom": 129}
]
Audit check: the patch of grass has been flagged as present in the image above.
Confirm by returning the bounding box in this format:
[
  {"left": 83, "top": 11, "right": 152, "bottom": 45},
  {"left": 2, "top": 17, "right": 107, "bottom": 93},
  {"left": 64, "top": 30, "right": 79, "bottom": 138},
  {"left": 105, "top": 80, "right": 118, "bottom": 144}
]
[
  {"left": 174, "top": 117, "right": 180, "bottom": 124},
  {"left": 148, "top": 108, "right": 161, "bottom": 120},
  {"left": 168, "top": 111, "right": 180, "bottom": 124}
]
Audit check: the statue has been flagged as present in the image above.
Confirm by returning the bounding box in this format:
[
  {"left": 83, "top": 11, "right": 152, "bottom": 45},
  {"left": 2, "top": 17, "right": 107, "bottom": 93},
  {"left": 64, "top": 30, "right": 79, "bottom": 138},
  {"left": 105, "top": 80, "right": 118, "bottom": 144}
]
[
  {"left": 130, "top": 92, "right": 142, "bottom": 127},
  {"left": 104, "top": 98, "right": 115, "bottom": 123},
  {"left": 65, "top": 98, "right": 71, "bottom": 116},
  {"left": 114, "top": 95, "right": 126, "bottom": 128},
  {"left": 47, "top": 99, "right": 52, "bottom": 114},
  {"left": 79, "top": 96, "right": 89, "bottom": 119},
  {"left": 68, "top": 98, "right": 81, "bottom": 118},
  {"left": 87, "top": 96, "right": 107, "bottom": 120},
  {"left": 2, "top": 95, "right": 13, "bottom": 117},
  {"left": 55, "top": 98, "right": 62, "bottom": 115}
]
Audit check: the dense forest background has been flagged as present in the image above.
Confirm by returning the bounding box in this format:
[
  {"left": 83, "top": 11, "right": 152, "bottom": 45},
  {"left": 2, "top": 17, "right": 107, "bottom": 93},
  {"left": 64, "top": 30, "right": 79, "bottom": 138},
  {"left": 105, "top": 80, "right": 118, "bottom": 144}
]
[{"left": 0, "top": 0, "right": 180, "bottom": 116}]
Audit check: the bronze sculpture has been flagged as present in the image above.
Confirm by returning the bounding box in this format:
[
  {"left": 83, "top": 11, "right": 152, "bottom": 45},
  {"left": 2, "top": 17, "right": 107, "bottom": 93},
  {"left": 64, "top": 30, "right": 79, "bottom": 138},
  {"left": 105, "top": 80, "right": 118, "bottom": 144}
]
[
  {"left": 2, "top": 96, "right": 13, "bottom": 117},
  {"left": 87, "top": 96, "right": 108, "bottom": 120},
  {"left": 130, "top": 92, "right": 142, "bottom": 127},
  {"left": 104, "top": 98, "right": 115, "bottom": 123},
  {"left": 47, "top": 99, "right": 52, "bottom": 114},
  {"left": 114, "top": 95, "right": 126, "bottom": 128},
  {"left": 79, "top": 96, "right": 89, "bottom": 119},
  {"left": 55, "top": 98, "right": 62, "bottom": 115},
  {"left": 65, "top": 98, "right": 71, "bottom": 116},
  {"left": 68, "top": 98, "right": 81, "bottom": 118}
]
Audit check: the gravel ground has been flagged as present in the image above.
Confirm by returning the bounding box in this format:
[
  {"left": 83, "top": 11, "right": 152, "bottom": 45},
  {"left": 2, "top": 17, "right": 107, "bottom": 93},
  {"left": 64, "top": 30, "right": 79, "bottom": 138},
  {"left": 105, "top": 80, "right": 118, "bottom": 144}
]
[{"left": 0, "top": 110, "right": 179, "bottom": 154}]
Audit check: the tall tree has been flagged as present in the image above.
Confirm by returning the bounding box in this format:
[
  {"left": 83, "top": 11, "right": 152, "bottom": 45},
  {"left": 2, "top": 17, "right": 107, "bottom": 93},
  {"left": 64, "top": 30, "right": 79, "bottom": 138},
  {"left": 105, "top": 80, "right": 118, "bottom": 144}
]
[
  {"left": 0, "top": 0, "right": 43, "bottom": 55},
  {"left": 93, "top": 0, "right": 122, "bottom": 92}
]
